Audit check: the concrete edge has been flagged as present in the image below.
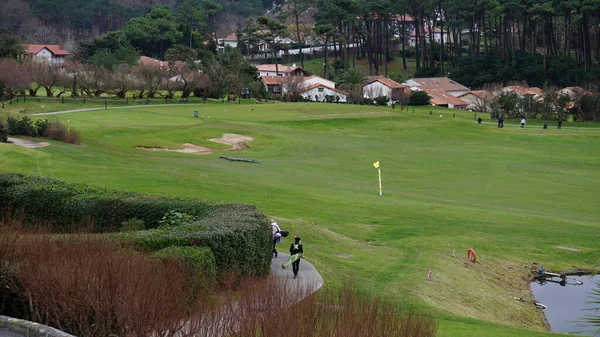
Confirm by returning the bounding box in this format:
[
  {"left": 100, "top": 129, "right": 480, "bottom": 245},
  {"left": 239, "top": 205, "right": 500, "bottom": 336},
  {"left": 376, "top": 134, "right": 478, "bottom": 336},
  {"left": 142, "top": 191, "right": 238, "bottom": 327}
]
[{"left": 0, "top": 315, "right": 76, "bottom": 337}]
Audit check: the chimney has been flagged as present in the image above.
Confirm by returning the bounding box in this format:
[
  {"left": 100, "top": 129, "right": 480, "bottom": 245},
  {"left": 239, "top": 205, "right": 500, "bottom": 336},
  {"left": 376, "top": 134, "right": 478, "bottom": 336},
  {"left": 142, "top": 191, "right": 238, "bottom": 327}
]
[{"left": 292, "top": 63, "right": 296, "bottom": 67}]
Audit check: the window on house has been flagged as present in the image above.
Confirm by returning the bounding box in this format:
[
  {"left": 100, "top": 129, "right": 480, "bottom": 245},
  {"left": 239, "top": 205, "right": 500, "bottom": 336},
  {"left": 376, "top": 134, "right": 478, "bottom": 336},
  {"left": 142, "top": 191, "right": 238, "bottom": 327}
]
[{"left": 318, "top": 87, "right": 324, "bottom": 92}]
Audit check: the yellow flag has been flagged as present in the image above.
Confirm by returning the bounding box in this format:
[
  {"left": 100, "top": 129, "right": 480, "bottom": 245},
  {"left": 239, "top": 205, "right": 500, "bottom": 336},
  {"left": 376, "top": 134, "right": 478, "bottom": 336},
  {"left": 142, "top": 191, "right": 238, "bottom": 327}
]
[{"left": 373, "top": 161, "right": 380, "bottom": 168}]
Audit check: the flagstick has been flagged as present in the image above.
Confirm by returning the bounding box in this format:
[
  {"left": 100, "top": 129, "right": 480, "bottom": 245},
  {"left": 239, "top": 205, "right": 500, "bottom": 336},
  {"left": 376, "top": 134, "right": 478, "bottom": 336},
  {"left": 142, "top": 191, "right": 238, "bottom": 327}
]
[{"left": 378, "top": 168, "right": 382, "bottom": 196}]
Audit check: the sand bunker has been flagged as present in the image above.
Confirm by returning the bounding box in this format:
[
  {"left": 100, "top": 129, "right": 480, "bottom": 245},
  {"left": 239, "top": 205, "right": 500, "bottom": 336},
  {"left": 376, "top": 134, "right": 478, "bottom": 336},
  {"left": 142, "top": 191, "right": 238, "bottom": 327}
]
[
  {"left": 136, "top": 133, "right": 254, "bottom": 155},
  {"left": 6, "top": 137, "right": 50, "bottom": 149}
]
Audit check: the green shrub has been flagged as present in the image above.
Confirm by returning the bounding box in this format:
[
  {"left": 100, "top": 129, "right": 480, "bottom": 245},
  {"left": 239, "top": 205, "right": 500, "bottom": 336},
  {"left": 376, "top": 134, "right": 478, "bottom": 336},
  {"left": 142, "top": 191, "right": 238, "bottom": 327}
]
[
  {"left": 0, "top": 173, "right": 272, "bottom": 280},
  {"left": 154, "top": 246, "right": 217, "bottom": 292},
  {"left": 159, "top": 210, "right": 198, "bottom": 227},
  {"left": 360, "top": 97, "right": 372, "bottom": 105},
  {"left": 408, "top": 91, "right": 431, "bottom": 106},
  {"left": 374, "top": 95, "right": 389, "bottom": 106},
  {"left": 0, "top": 121, "right": 7, "bottom": 142},
  {"left": 7, "top": 116, "right": 37, "bottom": 137},
  {"left": 120, "top": 218, "right": 145, "bottom": 232}
]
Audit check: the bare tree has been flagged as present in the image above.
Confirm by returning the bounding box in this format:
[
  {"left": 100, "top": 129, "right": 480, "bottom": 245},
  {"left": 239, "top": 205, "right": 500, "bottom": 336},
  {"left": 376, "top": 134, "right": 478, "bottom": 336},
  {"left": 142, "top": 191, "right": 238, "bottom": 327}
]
[
  {"left": 281, "top": 76, "right": 305, "bottom": 101},
  {"left": 106, "top": 64, "right": 135, "bottom": 99},
  {"left": 35, "top": 63, "right": 66, "bottom": 97},
  {"left": 63, "top": 60, "right": 85, "bottom": 97},
  {"left": 132, "top": 64, "right": 167, "bottom": 98},
  {"left": 0, "top": 58, "right": 30, "bottom": 99},
  {"left": 80, "top": 66, "right": 108, "bottom": 97}
]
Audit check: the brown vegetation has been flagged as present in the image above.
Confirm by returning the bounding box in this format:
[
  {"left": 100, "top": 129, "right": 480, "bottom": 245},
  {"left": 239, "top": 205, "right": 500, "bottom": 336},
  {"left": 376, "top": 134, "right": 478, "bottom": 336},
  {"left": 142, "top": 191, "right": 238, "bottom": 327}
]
[{"left": 0, "top": 219, "right": 437, "bottom": 337}]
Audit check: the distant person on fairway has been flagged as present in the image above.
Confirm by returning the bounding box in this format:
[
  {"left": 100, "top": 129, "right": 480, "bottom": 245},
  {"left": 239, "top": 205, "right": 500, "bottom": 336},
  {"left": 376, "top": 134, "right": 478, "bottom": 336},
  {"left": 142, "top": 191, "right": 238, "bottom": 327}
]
[
  {"left": 477, "top": 117, "right": 482, "bottom": 124},
  {"left": 520, "top": 118, "right": 526, "bottom": 128},
  {"left": 290, "top": 236, "right": 304, "bottom": 279},
  {"left": 557, "top": 118, "right": 563, "bottom": 129},
  {"left": 271, "top": 219, "right": 281, "bottom": 258},
  {"left": 498, "top": 116, "right": 504, "bottom": 128}
]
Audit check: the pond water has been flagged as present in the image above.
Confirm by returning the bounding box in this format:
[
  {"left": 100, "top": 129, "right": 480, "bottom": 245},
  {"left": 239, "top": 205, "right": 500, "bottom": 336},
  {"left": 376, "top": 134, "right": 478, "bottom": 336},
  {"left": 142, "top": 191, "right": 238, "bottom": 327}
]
[{"left": 530, "top": 274, "right": 599, "bottom": 336}]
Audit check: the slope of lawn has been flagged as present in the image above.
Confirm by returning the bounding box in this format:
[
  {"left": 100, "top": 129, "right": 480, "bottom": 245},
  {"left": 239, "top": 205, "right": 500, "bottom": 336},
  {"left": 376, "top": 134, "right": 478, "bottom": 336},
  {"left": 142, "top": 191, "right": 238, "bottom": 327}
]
[{"left": 1, "top": 101, "right": 599, "bottom": 336}]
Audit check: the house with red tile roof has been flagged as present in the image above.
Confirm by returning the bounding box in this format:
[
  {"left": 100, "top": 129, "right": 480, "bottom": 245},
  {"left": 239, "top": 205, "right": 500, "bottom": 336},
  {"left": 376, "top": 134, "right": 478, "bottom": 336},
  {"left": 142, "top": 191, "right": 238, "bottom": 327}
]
[
  {"left": 300, "top": 83, "right": 348, "bottom": 102},
  {"left": 23, "top": 44, "right": 70, "bottom": 66},
  {"left": 256, "top": 64, "right": 311, "bottom": 77},
  {"left": 217, "top": 33, "right": 238, "bottom": 52},
  {"left": 458, "top": 90, "right": 498, "bottom": 111},
  {"left": 362, "top": 76, "right": 410, "bottom": 104},
  {"left": 260, "top": 73, "right": 345, "bottom": 101},
  {"left": 403, "top": 77, "right": 469, "bottom": 97},
  {"left": 556, "top": 86, "right": 594, "bottom": 98},
  {"left": 423, "top": 88, "right": 468, "bottom": 109},
  {"left": 139, "top": 56, "right": 186, "bottom": 70},
  {"left": 495, "top": 86, "right": 545, "bottom": 100}
]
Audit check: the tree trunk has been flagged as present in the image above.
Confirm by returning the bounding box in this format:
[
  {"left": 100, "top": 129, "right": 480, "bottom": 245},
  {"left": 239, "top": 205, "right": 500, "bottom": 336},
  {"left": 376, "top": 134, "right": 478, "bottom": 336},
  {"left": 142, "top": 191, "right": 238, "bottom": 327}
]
[{"left": 402, "top": 20, "right": 407, "bottom": 70}]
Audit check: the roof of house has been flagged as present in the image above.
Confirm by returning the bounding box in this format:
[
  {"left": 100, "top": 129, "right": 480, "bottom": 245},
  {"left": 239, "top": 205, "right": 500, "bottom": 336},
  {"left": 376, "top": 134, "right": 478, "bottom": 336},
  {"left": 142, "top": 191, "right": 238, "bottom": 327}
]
[
  {"left": 526, "top": 87, "right": 545, "bottom": 97},
  {"left": 220, "top": 33, "right": 238, "bottom": 42},
  {"left": 23, "top": 44, "right": 70, "bottom": 56},
  {"left": 140, "top": 56, "right": 186, "bottom": 69},
  {"left": 424, "top": 88, "right": 468, "bottom": 106},
  {"left": 299, "top": 83, "right": 348, "bottom": 95},
  {"left": 365, "top": 76, "right": 406, "bottom": 89},
  {"left": 304, "top": 74, "right": 336, "bottom": 85},
  {"left": 460, "top": 90, "right": 497, "bottom": 102},
  {"left": 257, "top": 64, "right": 299, "bottom": 73},
  {"left": 393, "top": 14, "right": 415, "bottom": 22},
  {"left": 260, "top": 76, "right": 284, "bottom": 85},
  {"left": 408, "top": 77, "right": 469, "bottom": 92},
  {"left": 559, "top": 86, "right": 594, "bottom": 96},
  {"left": 502, "top": 85, "right": 545, "bottom": 97}
]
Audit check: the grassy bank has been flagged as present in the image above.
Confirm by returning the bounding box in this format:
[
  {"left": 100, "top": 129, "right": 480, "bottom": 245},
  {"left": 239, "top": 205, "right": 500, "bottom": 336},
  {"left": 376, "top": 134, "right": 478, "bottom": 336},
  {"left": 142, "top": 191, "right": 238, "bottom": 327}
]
[{"left": 1, "top": 101, "right": 598, "bottom": 336}]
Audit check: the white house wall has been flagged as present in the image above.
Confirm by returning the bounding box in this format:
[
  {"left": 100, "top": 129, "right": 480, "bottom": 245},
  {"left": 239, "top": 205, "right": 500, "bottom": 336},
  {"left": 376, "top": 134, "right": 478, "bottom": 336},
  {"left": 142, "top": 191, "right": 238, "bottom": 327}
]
[
  {"left": 301, "top": 87, "right": 347, "bottom": 102},
  {"left": 363, "top": 82, "right": 392, "bottom": 99}
]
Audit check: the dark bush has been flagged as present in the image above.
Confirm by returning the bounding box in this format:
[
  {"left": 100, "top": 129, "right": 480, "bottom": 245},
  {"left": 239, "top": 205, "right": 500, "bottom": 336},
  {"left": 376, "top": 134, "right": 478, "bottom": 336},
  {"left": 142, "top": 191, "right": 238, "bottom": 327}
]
[
  {"left": 4, "top": 117, "right": 81, "bottom": 144},
  {"left": 374, "top": 95, "right": 390, "bottom": 106},
  {"left": 7, "top": 116, "right": 37, "bottom": 136},
  {"left": 408, "top": 91, "right": 431, "bottom": 106},
  {"left": 0, "top": 121, "right": 7, "bottom": 142},
  {"left": 360, "top": 97, "right": 373, "bottom": 105}
]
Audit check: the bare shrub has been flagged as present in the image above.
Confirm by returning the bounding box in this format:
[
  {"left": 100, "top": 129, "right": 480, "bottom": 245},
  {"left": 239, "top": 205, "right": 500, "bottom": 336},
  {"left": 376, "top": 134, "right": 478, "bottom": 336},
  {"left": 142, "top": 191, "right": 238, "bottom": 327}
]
[
  {"left": 0, "top": 230, "right": 210, "bottom": 337},
  {"left": 42, "top": 119, "right": 81, "bottom": 144},
  {"left": 221, "top": 280, "right": 437, "bottom": 337}
]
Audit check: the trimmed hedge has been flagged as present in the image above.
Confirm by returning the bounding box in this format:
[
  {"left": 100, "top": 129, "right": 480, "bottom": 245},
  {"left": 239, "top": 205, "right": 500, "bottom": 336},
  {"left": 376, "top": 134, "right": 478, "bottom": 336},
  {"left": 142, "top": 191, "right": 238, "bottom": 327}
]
[
  {"left": 0, "top": 173, "right": 272, "bottom": 280},
  {"left": 0, "top": 173, "right": 217, "bottom": 231},
  {"left": 154, "top": 246, "right": 217, "bottom": 292},
  {"left": 121, "top": 207, "right": 273, "bottom": 278}
]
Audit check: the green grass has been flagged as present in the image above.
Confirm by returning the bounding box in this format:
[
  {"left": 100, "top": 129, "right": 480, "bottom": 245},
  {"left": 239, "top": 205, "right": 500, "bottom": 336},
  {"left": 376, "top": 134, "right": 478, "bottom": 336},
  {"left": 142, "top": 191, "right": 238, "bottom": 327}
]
[{"left": 1, "top": 101, "right": 599, "bottom": 336}]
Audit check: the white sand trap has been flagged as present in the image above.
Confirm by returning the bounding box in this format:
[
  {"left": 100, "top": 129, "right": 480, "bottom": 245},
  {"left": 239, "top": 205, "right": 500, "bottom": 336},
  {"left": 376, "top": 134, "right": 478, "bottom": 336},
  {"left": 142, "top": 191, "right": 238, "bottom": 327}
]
[
  {"left": 136, "top": 134, "right": 254, "bottom": 155},
  {"left": 6, "top": 137, "right": 50, "bottom": 149}
]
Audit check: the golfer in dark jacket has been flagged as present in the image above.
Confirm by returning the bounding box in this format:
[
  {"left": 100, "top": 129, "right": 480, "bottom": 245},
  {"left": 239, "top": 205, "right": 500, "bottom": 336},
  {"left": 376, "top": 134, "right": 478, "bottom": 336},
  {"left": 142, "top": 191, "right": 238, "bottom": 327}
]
[{"left": 290, "top": 236, "right": 304, "bottom": 279}]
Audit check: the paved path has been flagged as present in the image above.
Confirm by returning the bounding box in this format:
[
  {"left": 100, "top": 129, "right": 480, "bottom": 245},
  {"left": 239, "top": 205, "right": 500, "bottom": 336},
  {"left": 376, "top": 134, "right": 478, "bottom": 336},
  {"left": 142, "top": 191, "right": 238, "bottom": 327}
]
[
  {"left": 174, "top": 253, "right": 323, "bottom": 337},
  {"left": 271, "top": 252, "right": 324, "bottom": 293},
  {"left": 473, "top": 120, "right": 600, "bottom": 130},
  {"left": 29, "top": 104, "right": 208, "bottom": 116}
]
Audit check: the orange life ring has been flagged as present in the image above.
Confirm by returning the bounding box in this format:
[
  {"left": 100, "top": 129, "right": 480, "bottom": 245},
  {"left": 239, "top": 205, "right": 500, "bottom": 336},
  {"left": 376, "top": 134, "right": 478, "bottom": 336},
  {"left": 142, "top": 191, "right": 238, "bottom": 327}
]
[{"left": 467, "top": 248, "right": 477, "bottom": 263}]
